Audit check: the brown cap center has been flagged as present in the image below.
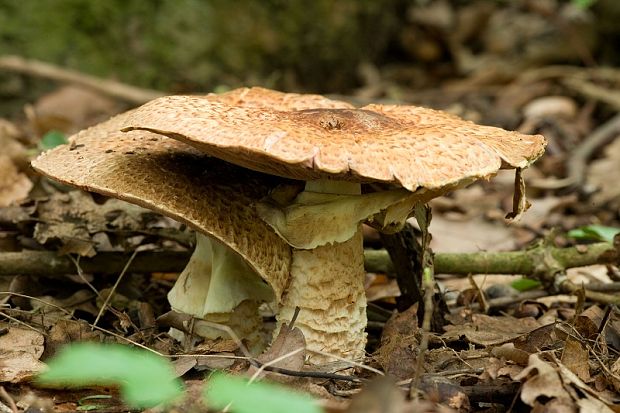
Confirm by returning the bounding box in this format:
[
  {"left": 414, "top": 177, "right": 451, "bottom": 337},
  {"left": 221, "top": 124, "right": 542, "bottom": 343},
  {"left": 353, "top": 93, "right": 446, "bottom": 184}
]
[{"left": 293, "top": 108, "right": 398, "bottom": 132}]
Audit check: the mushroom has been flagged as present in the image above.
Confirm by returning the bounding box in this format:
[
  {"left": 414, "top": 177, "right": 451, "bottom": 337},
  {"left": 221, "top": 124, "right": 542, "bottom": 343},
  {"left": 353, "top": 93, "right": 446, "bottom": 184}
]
[
  {"left": 32, "top": 87, "right": 354, "bottom": 351},
  {"left": 118, "top": 92, "right": 546, "bottom": 362}
]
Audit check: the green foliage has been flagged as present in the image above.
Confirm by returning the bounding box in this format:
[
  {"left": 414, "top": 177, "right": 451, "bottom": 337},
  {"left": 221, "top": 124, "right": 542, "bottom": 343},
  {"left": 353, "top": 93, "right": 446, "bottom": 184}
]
[
  {"left": 0, "top": 0, "right": 402, "bottom": 92},
  {"left": 567, "top": 225, "right": 620, "bottom": 243},
  {"left": 511, "top": 277, "right": 542, "bottom": 292},
  {"left": 572, "top": 0, "right": 597, "bottom": 9},
  {"left": 39, "top": 130, "right": 68, "bottom": 151},
  {"left": 37, "top": 343, "right": 183, "bottom": 409},
  {"left": 38, "top": 343, "right": 321, "bottom": 411},
  {"left": 205, "top": 373, "right": 321, "bottom": 413}
]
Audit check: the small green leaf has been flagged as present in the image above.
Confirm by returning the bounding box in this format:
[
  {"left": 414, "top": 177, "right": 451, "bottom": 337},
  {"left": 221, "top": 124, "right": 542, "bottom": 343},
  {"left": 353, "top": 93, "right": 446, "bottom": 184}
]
[
  {"left": 39, "top": 130, "right": 68, "bottom": 151},
  {"left": 572, "top": 0, "right": 596, "bottom": 9},
  {"left": 37, "top": 343, "right": 183, "bottom": 408},
  {"left": 511, "top": 277, "right": 542, "bottom": 292},
  {"left": 204, "top": 373, "right": 321, "bottom": 413},
  {"left": 567, "top": 225, "right": 620, "bottom": 243}
]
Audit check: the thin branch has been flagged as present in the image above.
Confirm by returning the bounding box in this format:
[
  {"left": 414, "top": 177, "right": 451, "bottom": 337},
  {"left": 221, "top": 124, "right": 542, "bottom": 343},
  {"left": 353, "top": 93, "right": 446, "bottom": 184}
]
[
  {"left": 0, "top": 386, "right": 18, "bottom": 413},
  {"left": 93, "top": 250, "right": 138, "bottom": 327},
  {"left": 530, "top": 113, "right": 620, "bottom": 189},
  {"left": 0, "top": 55, "right": 164, "bottom": 104}
]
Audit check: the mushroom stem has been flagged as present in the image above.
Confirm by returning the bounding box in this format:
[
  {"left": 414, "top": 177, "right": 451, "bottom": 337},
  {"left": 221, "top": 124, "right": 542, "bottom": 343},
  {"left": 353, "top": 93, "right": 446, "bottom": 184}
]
[
  {"left": 168, "top": 233, "right": 274, "bottom": 346},
  {"left": 276, "top": 180, "right": 367, "bottom": 363}
]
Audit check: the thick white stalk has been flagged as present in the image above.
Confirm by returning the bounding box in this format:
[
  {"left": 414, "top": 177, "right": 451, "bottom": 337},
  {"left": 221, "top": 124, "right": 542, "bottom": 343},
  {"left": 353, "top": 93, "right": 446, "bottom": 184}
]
[{"left": 276, "top": 180, "right": 367, "bottom": 363}]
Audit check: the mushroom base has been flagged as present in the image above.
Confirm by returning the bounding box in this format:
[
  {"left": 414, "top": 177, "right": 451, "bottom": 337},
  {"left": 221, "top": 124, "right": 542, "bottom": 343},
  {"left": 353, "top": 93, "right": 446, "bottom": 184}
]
[
  {"left": 168, "top": 299, "right": 265, "bottom": 349},
  {"left": 277, "top": 228, "right": 367, "bottom": 363}
]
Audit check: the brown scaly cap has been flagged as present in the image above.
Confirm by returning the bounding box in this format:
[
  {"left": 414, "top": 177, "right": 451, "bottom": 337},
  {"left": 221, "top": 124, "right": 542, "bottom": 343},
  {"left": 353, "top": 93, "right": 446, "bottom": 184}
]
[
  {"left": 121, "top": 92, "right": 546, "bottom": 192},
  {"left": 31, "top": 112, "right": 292, "bottom": 301}
]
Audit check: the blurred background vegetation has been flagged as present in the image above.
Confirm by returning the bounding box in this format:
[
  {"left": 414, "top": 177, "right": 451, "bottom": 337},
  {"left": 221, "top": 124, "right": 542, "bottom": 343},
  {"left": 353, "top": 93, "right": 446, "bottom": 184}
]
[
  {"left": 0, "top": 0, "right": 401, "bottom": 93},
  {"left": 1, "top": 0, "right": 620, "bottom": 116}
]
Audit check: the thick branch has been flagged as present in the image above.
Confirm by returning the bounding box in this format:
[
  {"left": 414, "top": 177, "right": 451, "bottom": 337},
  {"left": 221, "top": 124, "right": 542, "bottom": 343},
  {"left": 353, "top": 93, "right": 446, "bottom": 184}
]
[
  {"left": 0, "top": 250, "right": 188, "bottom": 276},
  {"left": 0, "top": 242, "right": 615, "bottom": 277},
  {"left": 366, "top": 242, "right": 616, "bottom": 275}
]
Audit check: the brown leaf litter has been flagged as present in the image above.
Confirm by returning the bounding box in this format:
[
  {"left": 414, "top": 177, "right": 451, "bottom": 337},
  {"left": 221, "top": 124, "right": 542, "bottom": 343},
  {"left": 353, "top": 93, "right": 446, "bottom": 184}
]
[{"left": 0, "top": 325, "right": 45, "bottom": 383}]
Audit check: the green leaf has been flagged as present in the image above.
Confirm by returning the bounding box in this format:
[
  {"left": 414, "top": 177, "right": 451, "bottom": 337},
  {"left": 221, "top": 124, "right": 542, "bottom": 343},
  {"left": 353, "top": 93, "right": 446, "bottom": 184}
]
[
  {"left": 37, "top": 343, "right": 183, "bottom": 408},
  {"left": 39, "top": 130, "right": 68, "bottom": 151},
  {"left": 511, "top": 277, "right": 542, "bottom": 292},
  {"left": 572, "top": 0, "right": 596, "bottom": 9},
  {"left": 567, "top": 225, "right": 620, "bottom": 243},
  {"left": 204, "top": 373, "right": 321, "bottom": 413}
]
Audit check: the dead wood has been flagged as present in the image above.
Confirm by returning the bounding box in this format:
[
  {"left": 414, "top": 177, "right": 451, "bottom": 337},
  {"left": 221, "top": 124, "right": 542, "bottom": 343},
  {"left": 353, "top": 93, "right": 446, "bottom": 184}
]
[
  {"left": 0, "top": 242, "right": 615, "bottom": 278},
  {"left": 0, "top": 55, "right": 164, "bottom": 104}
]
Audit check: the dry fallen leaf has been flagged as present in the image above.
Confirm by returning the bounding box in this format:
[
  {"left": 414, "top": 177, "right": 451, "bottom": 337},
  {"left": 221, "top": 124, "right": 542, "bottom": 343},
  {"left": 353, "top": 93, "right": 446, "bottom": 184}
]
[
  {"left": 0, "top": 326, "right": 44, "bottom": 358},
  {"left": 515, "top": 354, "right": 617, "bottom": 413},
  {"left": 0, "top": 326, "right": 46, "bottom": 383},
  {"left": 0, "top": 351, "right": 46, "bottom": 383},
  {"left": 44, "top": 319, "right": 104, "bottom": 359},
  {"left": 514, "top": 354, "right": 574, "bottom": 408},
  {"left": 588, "top": 137, "right": 620, "bottom": 207},
  {"left": 512, "top": 323, "right": 560, "bottom": 353},
  {"left": 33, "top": 191, "right": 162, "bottom": 256},
  {"left": 610, "top": 358, "right": 620, "bottom": 393},
  {"left": 561, "top": 338, "right": 591, "bottom": 382},
  {"left": 29, "top": 85, "right": 120, "bottom": 135},
  {"left": 443, "top": 314, "right": 541, "bottom": 347},
  {"left": 249, "top": 322, "right": 306, "bottom": 381},
  {"left": 0, "top": 154, "right": 32, "bottom": 207},
  {"left": 373, "top": 305, "right": 422, "bottom": 380},
  {"left": 344, "top": 378, "right": 407, "bottom": 413}
]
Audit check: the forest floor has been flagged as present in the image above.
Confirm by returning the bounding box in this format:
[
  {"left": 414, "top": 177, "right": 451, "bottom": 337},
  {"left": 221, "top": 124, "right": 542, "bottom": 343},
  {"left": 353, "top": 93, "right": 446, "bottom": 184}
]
[{"left": 1, "top": 3, "right": 620, "bottom": 412}]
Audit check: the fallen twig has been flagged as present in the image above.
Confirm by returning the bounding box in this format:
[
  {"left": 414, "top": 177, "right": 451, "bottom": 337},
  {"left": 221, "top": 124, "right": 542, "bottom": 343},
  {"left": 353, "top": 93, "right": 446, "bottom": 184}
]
[
  {"left": 93, "top": 250, "right": 138, "bottom": 327},
  {"left": 367, "top": 241, "right": 617, "bottom": 276},
  {"left": 0, "top": 55, "right": 165, "bottom": 104},
  {"left": 530, "top": 113, "right": 620, "bottom": 189},
  {"left": 0, "top": 242, "right": 615, "bottom": 278},
  {"left": 0, "top": 250, "right": 188, "bottom": 276},
  {"left": 0, "top": 386, "right": 18, "bottom": 413},
  {"left": 563, "top": 76, "right": 620, "bottom": 111}
]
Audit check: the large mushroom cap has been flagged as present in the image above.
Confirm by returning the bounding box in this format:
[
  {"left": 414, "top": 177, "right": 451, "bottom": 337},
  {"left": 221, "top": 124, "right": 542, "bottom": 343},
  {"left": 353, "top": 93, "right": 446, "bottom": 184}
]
[
  {"left": 121, "top": 93, "right": 546, "bottom": 192},
  {"left": 31, "top": 112, "right": 292, "bottom": 300}
]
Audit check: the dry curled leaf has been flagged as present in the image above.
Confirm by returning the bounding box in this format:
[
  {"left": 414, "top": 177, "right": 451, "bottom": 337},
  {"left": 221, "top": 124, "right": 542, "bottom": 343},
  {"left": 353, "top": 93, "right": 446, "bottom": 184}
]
[
  {"left": 0, "top": 154, "right": 32, "bottom": 207},
  {"left": 443, "top": 314, "right": 541, "bottom": 347},
  {"left": 0, "top": 326, "right": 46, "bottom": 383},
  {"left": 514, "top": 354, "right": 573, "bottom": 408},
  {"left": 561, "top": 338, "right": 591, "bottom": 382},
  {"left": 0, "top": 326, "right": 44, "bottom": 358},
  {"left": 30, "top": 85, "right": 120, "bottom": 135},
  {"left": 0, "top": 351, "right": 46, "bottom": 383},
  {"left": 588, "top": 137, "right": 620, "bottom": 207},
  {"left": 345, "top": 377, "right": 407, "bottom": 413},
  {"left": 249, "top": 322, "right": 306, "bottom": 381},
  {"left": 373, "top": 305, "right": 422, "bottom": 380}
]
